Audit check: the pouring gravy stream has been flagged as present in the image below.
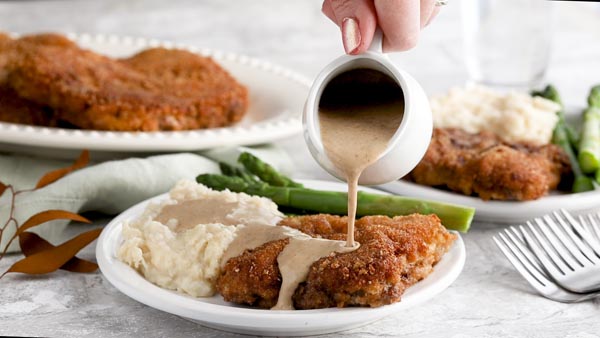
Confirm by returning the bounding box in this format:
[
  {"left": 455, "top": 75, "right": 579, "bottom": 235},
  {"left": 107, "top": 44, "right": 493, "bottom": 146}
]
[{"left": 319, "top": 68, "right": 405, "bottom": 247}]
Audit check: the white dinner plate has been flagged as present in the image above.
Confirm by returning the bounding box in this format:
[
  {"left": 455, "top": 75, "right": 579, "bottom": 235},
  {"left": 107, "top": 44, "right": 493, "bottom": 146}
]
[
  {"left": 0, "top": 33, "right": 310, "bottom": 157},
  {"left": 378, "top": 106, "right": 600, "bottom": 224},
  {"left": 379, "top": 180, "right": 600, "bottom": 224},
  {"left": 96, "top": 179, "right": 465, "bottom": 336}
]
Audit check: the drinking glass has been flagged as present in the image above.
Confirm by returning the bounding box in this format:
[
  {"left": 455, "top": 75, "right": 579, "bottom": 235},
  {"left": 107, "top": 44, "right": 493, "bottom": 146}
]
[{"left": 461, "top": 0, "right": 555, "bottom": 88}]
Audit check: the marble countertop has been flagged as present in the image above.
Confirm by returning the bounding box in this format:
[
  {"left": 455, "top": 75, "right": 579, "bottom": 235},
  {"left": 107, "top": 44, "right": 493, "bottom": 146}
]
[{"left": 1, "top": 1, "right": 600, "bottom": 337}]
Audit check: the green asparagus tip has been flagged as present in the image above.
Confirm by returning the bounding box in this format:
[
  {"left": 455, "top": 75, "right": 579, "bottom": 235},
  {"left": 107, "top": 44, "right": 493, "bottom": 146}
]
[
  {"left": 218, "top": 162, "right": 235, "bottom": 175},
  {"left": 531, "top": 84, "right": 562, "bottom": 106},
  {"left": 573, "top": 176, "right": 595, "bottom": 194},
  {"left": 238, "top": 152, "right": 303, "bottom": 188},
  {"left": 579, "top": 151, "right": 600, "bottom": 174},
  {"left": 588, "top": 85, "right": 600, "bottom": 108}
]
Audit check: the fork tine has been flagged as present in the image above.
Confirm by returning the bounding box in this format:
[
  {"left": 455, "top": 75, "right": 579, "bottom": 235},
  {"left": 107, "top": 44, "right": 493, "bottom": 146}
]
[
  {"left": 580, "top": 215, "right": 600, "bottom": 258},
  {"left": 494, "top": 234, "right": 550, "bottom": 292},
  {"left": 541, "top": 215, "right": 587, "bottom": 267},
  {"left": 557, "top": 210, "right": 597, "bottom": 253},
  {"left": 522, "top": 221, "right": 570, "bottom": 276},
  {"left": 505, "top": 227, "right": 547, "bottom": 277},
  {"left": 559, "top": 209, "right": 600, "bottom": 258},
  {"left": 589, "top": 213, "right": 600, "bottom": 243}
]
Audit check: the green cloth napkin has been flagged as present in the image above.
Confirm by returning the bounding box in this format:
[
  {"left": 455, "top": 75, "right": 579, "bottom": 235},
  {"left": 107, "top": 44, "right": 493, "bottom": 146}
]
[{"left": 0, "top": 146, "right": 291, "bottom": 253}]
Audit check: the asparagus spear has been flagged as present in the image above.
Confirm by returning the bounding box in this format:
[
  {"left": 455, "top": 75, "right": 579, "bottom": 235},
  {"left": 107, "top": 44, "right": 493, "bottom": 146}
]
[
  {"left": 578, "top": 85, "right": 600, "bottom": 173},
  {"left": 238, "top": 152, "right": 303, "bottom": 188},
  {"left": 196, "top": 174, "right": 475, "bottom": 232},
  {"left": 533, "top": 85, "right": 594, "bottom": 192},
  {"left": 554, "top": 124, "right": 595, "bottom": 192},
  {"left": 584, "top": 84, "right": 600, "bottom": 183},
  {"left": 578, "top": 106, "right": 600, "bottom": 173}
]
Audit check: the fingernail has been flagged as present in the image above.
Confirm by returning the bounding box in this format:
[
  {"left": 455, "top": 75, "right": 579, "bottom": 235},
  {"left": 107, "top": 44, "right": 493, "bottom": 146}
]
[{"left": 342, "top": 17, "right": 361, "bottom": 54}]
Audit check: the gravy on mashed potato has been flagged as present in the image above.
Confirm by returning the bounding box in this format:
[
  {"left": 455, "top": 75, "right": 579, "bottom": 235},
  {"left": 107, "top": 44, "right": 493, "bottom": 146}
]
[
  {"left": 117, "top": 180, "right": 356, "bottom": 309},
  {"left": 117, "top": 180, "right": 284, "bottom": 298}
]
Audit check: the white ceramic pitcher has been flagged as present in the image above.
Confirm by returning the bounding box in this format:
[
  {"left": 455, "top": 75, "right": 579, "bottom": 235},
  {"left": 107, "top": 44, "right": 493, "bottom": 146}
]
[{"left": 303, "top": 30, "right": 433, "bottom": 185}]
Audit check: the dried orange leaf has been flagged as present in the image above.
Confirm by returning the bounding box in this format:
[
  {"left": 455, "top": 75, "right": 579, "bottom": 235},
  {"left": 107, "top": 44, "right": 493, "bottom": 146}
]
[
  {"left": 36, "top": 150, "right": 89, "bottom": 189},
  {"left": 60, "top": 256, "right": 98, "bottom": 273},
  {"left": 16, "top": 210, "right": 90, "bottom": 238},
  {"left": 19, "top": 231, "right": 51, "bottom": 255},
  {"left": 3, "top": 228, "right": 102, "bottom": 276},
  {"left": 0, "top": 182, "right": 7, "bottom": 197},
  {"left": 19, "top": 232, "right": 97, "bottom": 273}
]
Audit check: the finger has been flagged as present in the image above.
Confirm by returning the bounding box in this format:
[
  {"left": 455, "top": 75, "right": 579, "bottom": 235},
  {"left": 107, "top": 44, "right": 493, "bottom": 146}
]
[
  {"left": 322, "top": 0, "right": 337, "bottom": 23},
  {"left": 425, "top": 6, "right": 441, "bottom": 27},
  {"left": 374, "top": 0, "right": 421, "bottom": 52},
  {"left": 420, "top": 0, "right": 437, "bottom": 28},
  {"left": 328, "top": 0, "right": 377, "bottom": 55}
]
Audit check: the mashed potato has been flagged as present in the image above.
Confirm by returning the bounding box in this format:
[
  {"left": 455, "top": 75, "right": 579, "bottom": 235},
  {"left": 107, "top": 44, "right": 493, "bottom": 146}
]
[
  {"left": 431, "top": 85, "right": 560, "bottom": 145},
  {"left": 117, "top": 180, "right": 284, "bottom": 297}
]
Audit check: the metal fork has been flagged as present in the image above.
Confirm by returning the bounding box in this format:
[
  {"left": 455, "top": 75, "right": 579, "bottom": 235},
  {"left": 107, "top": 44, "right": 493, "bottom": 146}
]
[
  {"left": 518, "top": 209, "right": 600, "bottom": 293},
  {"left": 494, "top": 228, "right": 600, "bottom": 303}
]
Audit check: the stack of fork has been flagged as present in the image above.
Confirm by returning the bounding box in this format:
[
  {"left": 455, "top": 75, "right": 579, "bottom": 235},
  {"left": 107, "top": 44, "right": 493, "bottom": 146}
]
[{"left": 494, "top": 209, "right": 600, "bottom": 302}]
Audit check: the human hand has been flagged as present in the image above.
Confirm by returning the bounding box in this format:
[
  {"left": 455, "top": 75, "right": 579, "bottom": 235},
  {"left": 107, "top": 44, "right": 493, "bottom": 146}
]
[{"left": 322, "top": 0, "right": 441, "bottom": 54}]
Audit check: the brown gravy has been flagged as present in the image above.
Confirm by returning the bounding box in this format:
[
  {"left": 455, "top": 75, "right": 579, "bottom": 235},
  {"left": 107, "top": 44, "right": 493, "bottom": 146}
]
[
  {"left": 155, "top": 199, "right": 238, "bottom": 232},
  {"left": 318, "top": 68, "right": 404, "bottom": 247},
  {"left": 221, "top": 224, "right": 355, "bottom": 310},
  {"left": 219, "top": 224, "right": 299, "bottom": 267},
  {"left": 221, "top": 225, "right": 357, "bottom": 310},
  {"left": 273, "top": 236, "right": 355, "bottom": 310}
]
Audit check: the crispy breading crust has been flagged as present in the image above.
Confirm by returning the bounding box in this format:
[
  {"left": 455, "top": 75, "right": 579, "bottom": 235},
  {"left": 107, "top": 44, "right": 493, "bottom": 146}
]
[
  {"left": 17, "top": 33, "right": 77, "bottom": 48},
  {"left": 408, "top": 128, "right": 571, "bottom": 201},
  {"left": 3, "top": 34, "right": 248, "bottom": 131},
  {"left": 121, "top": 48, "right": 248, "bottom": 129},
  {"left": 217, "top": 214, "right": 456, "bottom": 309},
  {"left": 0, "top": 87, "right": 54, "bottom": 126},
  {"left": 0, "top": 34, "right": 74, "bottom": 126},
  {"left": 0, "top": 33, "right": 12, "bottom": 76},
  {"left": 217, "top": 239, "right": 289, "bottom": 309}
]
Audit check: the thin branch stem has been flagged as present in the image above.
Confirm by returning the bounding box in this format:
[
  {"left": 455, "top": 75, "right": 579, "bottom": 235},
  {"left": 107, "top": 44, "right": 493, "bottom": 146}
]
[
  {"left": 0, "top": 219, "right": 18, "bottom": 260},
  {"left": 14, "top": 188, "right": 34, "bottom": 195},
  {"left": 0, "top": 186, "right": 20, "bottom": 260}
]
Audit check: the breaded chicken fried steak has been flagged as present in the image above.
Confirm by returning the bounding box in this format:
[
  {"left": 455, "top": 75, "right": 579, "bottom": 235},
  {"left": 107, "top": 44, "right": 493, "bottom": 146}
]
[
  {"left": 0, "top": 32, "right": 248, "bottom": 131},
  {"left": 408, "top": 128, "right": 572, "bottom": 201},
  {"left": 218, "top": 214, "right": 456, "bottom": 309}
]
